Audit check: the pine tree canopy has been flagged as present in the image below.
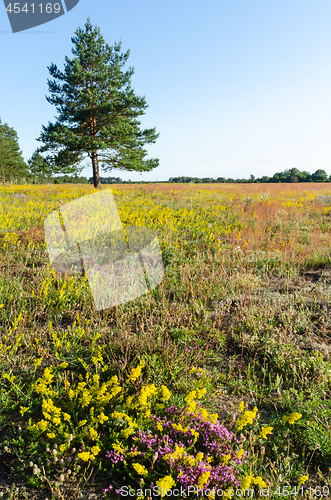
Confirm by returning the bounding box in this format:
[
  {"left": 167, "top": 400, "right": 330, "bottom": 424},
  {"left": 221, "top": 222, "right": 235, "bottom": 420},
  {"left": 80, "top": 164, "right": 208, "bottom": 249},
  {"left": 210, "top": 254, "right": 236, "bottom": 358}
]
[
  {"left": 36, "top": 16, "right": 160, "bottom": 188},
  {"left": 0, "top": 118, "right": 29, "bottom": 182},
  {"left": 27, "top": 150, "right": 53, "bottom": 179}
]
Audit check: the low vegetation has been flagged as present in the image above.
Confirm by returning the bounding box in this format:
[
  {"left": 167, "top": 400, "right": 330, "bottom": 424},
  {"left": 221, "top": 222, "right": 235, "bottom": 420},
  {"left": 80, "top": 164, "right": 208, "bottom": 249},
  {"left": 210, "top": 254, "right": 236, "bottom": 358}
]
[{"left": 1, "top": 182, "right": 331, "bottom": 499}]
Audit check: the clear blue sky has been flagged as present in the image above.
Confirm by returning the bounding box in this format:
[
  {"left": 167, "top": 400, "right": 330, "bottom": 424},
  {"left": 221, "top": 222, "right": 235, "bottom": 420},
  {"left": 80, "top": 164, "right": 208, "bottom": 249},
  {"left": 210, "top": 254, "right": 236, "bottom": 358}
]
[{"left": 1, "top": 0, "right": 331, "bottom": 182}]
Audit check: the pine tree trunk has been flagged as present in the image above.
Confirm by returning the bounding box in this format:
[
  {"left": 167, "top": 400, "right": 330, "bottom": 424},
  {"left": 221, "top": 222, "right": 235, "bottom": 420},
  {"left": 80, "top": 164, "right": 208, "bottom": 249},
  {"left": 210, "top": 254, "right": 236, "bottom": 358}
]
[{"left": 92, "top": 151, "right": 101, "bottom": 189}]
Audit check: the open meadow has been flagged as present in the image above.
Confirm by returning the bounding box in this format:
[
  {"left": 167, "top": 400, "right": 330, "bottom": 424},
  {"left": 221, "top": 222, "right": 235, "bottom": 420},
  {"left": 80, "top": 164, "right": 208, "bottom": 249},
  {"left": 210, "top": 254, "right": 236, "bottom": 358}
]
[{"left": 1, "top": 182, "right": 331, "bottom": 499}]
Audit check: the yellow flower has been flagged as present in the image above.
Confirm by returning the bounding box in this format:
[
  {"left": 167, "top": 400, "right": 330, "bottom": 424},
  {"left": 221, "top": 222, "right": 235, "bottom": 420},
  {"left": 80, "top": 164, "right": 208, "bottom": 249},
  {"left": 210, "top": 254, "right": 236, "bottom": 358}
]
[
  {"left": 125, "top": 396, "right": 134, "bottom": 408},
  {"left": 160, "top": 385, "right": 171, "bottom": 401},
  {"left": 209, "top": 413, "right": 218, "bottom": 424},
  {"left": 68, "top": 388, "right": 75, "bottom": 399},
  {"left": 172, "top": 423, "right": 183, "bottom": 432},
  {"left": 196, "top": 387, "right": 207, "bottom": 399},
  {"left": 112, "top": 411, "right": 127, "bottom": 420},
  {"left": 138, "top": 384, "right": 158, "bottom": 406},
  {"left": 198, "top": 471, "right": 210, "bottom": 488},
  {"left": 42, "top": 398, "right": 61, "bottom": 417},
  {"left": 283, "top": 412, "right": 302, "bottom": 424},
  {"left": 80, "top": 391, "right": 92, "bottom": 408},
  {"left": 98, "top": 412, "right": 108, "bottom": 424},
  {"left": 172, "top": 445, "right": 185, "bottom": 460},
  {"left": 110, "top": 385, "right": 122, "bottom": 398},
  {"left": 155, "top": 476, "right": 176, "bottom": 498},
  {"left": 127, "top": 362, "right": 145, "bottom": 382},
  {"left": 190, "top": 429, "right": 199, "bottom": 443},
  {"left": 90, "top": 445, "right": 101, "bottom": 457},
  {"left": 189, "top": 367, "right": 196, "bottom": 374},
  {"left": 63, "top": 413, "right": 71, "bottom": 421},
  {"left": 35, "top": 420, "right": 48, "bottom": 432},
  {"left": 185, "top": 390, "right": 197, "bottom": 404},
  {"left": 53, "top": 417, "right": 61, "bottom": 426},
  {"left": 112, "top": 442, "right": 126, "bottom": 454},
  {"left": 34, "top": 372, "right": 54, "bottom": 396},
  {"left": 33, "top": 357, "right": 43, "bottom": 368},
  {"left": 78, "top": 451, "right": 90, "bottom": 461},
  {"left": 183, "top": 455, "right": 195, "bottom": 466},
  {"left": 237, "top": 449, "right": 245, "bottom": 459},
  {"left": 78, "top": 420, "right": 87, "bottom": 427},
  {"left": 260, "top": 426, "right": 273, "bottom": 439},
  {"left": 43, "top": 367, "right": 54, "bottom": 384},
  {"left": 128, "top": 450, "right": 140, "bottom": 457},
  {"left": 59, "top": 444, "right": 66, "bottom": 452},
  {"left": 241, "top": 474, "right": 253, "bottom": 490},
  {"left": 77, "top": 382, "right": 87, "bottom": 392},
  {"left": 236, "top": 407, "right": 258, "bottom": 431},
  {"left": 157, "top": 422, "right": 163, "bottom": 431},
  {"left": 187, "top": 400, "right": 196, "bottom": 412},
  {"left": 47, "top": 432, "right": 55, "bottom": 439},
  {"left": 20, "top": 406, "right": 29, "bottom": 416},
  {"left": 298, "top": 475, "right": 308, "bottom": 485},
  {"left": 239, "top": 401, "right": 245, "bottom": 413},
  {"left": 252, "top": 476, "right": 266, "bottom": 488},
  {"left": 200, "top": 408, "right": 209, "bottom": 420},
  {"left": 222, "top": 454, "right": 231, "bottom": 464},
  {"left": 122, "top": 427, "right": 134, "bottom": 438},
  {"left": 132, "top": 463, "right": 148, "bottom": 476},
  {"left": 89, "top": 428, "right": 99, "bottom": 440}
]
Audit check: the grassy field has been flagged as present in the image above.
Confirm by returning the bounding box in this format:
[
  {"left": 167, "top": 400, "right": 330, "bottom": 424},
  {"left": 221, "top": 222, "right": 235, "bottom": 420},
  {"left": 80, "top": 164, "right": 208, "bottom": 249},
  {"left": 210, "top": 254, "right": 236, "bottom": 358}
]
[{"left": 1, "top": 182, "right": 331, "bottom": 499}]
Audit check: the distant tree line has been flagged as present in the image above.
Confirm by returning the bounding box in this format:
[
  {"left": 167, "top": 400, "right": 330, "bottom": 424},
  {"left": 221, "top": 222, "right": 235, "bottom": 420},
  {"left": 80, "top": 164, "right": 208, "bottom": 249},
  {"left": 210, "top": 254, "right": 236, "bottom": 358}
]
[
  {"left": 88, "top": 176, "right": 125, "bottom": 184},
  {"left": 1, "top": 117, "right": 331, "bottom": 185},
  {"left": 168, "top": 169, "right": 331, "bottom": 183},
  {"left": 43, "top": 168, "right": 331, "bottom": 184},
  {"left": 53, "top": 175, "right": 89, "bottom": 184}
]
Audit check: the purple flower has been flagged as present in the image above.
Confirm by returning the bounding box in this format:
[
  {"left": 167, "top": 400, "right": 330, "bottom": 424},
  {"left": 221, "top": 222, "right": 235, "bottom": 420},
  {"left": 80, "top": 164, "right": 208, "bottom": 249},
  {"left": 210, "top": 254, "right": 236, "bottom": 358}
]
[
  {"left": 105, "top": 450, "right": 124, "bottom": 464},
  {"left": 105, "top": 402, "right": 245, "bottom": 494}
]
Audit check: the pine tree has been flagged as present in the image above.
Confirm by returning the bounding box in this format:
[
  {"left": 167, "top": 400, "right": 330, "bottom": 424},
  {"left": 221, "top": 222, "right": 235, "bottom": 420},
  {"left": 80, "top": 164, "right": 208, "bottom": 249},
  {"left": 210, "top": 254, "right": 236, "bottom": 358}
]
[
  {"left": 0, "top": 118, "right": 29, "bottom": 183},
  {"left": 36, "top": 17, "right": 160, "bottom": 189},
  {"left": 27, "top": 150, "right": 52, "bottom": 181}
]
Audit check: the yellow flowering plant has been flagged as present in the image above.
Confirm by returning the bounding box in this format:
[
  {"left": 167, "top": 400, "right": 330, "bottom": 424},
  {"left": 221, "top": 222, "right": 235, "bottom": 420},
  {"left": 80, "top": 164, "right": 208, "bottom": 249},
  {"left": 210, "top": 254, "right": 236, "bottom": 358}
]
[
  {"left": 234, "top": 401, "right": 312, "bottom": 496},
  {"left": 3, "top": 353, "right": 251, "bottom": 494}
]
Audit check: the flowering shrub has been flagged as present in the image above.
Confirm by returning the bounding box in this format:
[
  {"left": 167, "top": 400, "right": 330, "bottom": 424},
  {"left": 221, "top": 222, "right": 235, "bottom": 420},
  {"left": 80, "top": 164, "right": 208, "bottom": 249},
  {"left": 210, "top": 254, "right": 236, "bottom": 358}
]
[
  {"left": 2, "top": 350, "right": 249, "bottom": 495},
  {"left": 2, "top": 348, "right": 309, "bottom": 498},
  {"left": 105, "top": 401, "right": 246, "bottom": 498},
  {"left": 101, "top": 364, "right": 252, "bottom": 499},
  {"left": 103, "top": 393, "right": 309, "bottom": 498}
]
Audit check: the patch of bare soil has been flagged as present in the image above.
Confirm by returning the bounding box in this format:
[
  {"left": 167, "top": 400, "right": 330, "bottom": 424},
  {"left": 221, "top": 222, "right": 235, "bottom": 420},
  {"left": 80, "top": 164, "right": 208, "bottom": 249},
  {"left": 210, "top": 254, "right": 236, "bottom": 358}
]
[{"left": 207, "top": 266, "right": 331, "bottom": 327}]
